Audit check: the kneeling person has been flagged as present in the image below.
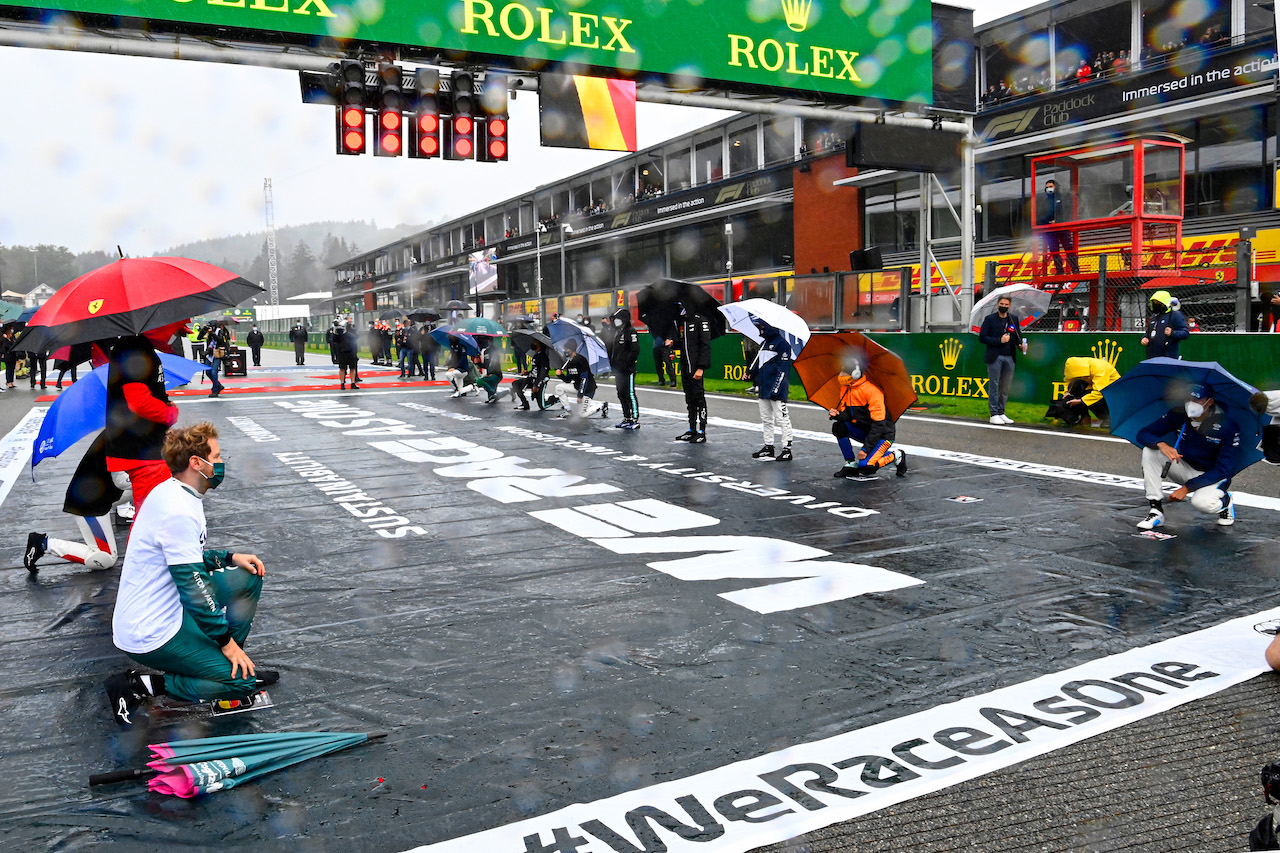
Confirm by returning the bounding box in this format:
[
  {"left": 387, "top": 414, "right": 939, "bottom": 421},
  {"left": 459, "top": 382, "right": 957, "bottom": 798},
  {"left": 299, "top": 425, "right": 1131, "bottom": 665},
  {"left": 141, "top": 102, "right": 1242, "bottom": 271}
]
[
  {"left": 1136, "top": 383, "right": 1239, "bottom": 529},
  {"left": 106, "top": 422, "right": 274, "bottom": 727},
  {"left": 828, "top": 358, "right": 907, "bottom": 479}
]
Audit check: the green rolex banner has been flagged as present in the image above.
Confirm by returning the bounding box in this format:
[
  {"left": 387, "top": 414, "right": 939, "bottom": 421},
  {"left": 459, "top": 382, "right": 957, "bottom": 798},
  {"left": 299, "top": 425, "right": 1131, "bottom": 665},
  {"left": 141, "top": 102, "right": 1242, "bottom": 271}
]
[{"left": 25, "top": 0, "right": 935, "bottom": 104}]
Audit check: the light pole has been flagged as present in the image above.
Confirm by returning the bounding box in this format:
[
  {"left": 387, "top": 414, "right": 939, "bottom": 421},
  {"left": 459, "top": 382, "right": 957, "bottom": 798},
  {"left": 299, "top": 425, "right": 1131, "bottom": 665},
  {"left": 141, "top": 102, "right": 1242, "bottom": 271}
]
[
  {"left": 30, "top": 247, "right": 37, "bottom": 289},
  {"left": 535, "top": 223, "right": 546, "bottom": 325},
  {"left": 724, "top": 221, "right": 734, "bottom": 284},
  {"left": 559, "top": 223, "right": 573, "bottom": 299}
]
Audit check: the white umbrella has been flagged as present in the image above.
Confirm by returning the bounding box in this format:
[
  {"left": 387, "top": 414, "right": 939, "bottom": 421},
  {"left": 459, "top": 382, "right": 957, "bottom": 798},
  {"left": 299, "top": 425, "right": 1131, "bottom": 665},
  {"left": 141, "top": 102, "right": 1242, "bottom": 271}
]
[
  {"left": 718, "top": 298, "right": 811, "bottom": 360},
  {"left": 547, "top": 317, "right": 610, "bottom": 374},
  {"left": 968, "top": 283, "right": 1051, "bottom": 333}
]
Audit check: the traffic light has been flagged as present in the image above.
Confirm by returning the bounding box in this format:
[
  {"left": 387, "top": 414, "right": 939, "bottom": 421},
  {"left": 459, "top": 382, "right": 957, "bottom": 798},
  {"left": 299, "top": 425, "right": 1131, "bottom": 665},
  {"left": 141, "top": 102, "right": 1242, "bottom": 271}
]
[
  {"left": 408, "top": 68, "right": 440, "bottom": 159},
  {"left": 374, "top": 62, "right": 404, "bottom": 157},
  {"left": 477, "top": 116, "right": 508, "bottom": 162},
  {"left": 444, "top": 70, "right": 475, "bottom": 160},
  {"left": 477, "top": 74, "right": 508, "bottom": 163},
  {"left": 335, "top": 60, "right": 367, "bottom": 155},
  {"left": 450, "top": 70, "right": 474, "bottom": 117},
  {"left": 444, "top": 114, "right": 475, "bottom": 160}
]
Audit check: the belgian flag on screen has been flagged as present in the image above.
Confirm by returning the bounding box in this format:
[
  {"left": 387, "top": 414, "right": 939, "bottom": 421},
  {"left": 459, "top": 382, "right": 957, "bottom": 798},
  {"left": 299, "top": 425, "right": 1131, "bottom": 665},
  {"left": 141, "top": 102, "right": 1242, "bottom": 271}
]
[{"left": 539, "top": 73, "right": 637, "bottom": 152}]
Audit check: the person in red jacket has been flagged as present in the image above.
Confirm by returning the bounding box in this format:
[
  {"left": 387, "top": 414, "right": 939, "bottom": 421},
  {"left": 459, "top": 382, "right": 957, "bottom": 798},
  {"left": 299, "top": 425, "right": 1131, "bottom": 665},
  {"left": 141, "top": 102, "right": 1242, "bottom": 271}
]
[{"left": 105, "top": 333, "right": 180, "bottom": 514}]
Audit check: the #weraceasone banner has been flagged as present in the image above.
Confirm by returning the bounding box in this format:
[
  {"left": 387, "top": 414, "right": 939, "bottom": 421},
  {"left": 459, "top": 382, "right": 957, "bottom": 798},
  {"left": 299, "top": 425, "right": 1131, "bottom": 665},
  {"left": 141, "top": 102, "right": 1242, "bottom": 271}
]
[
  {"left": 540, "top": 74, "right": 638, "bottom": 152},
  {"left": 404, "top": 607, "right": 1280, "bottom": 852}
]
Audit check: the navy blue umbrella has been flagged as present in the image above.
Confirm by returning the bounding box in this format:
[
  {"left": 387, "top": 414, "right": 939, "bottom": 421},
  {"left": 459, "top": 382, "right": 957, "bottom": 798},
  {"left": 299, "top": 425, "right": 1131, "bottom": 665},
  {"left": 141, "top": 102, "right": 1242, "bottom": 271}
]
[
  {"left": 1103, "top": 357, "right": 1265, "bottom": 477},
  {"left": 32, "top": 353, "right": 209, "bottom": 469},
  {"left": 428, "top": 327, "right": 480, "bottom": 357}
]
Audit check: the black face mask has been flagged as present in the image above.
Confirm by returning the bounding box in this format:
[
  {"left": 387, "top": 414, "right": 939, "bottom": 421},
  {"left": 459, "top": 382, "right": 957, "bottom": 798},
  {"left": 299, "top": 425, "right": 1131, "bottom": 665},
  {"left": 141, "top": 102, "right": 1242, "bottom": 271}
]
[{"left": 997, "top": 306, "right": 1009, "bottom": 315}]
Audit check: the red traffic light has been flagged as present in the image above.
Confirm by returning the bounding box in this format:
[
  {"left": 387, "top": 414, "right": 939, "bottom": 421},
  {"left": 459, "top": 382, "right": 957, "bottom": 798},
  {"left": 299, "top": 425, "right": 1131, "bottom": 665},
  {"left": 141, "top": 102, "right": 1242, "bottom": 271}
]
[
  {"left": 408, "top": 112, "right": 440, "bottom": 159},
  {"left": 336, "top": 105, "right": 366, "bottom": 155},
  {"left": 375, "top": 108, "right": 403, "bottom": 157},
  {"left": 444, "top": 114, "right": 474, "bottom": 160},
  {"left": 477, "top": 115, "right": 509, "bottom": 162}
]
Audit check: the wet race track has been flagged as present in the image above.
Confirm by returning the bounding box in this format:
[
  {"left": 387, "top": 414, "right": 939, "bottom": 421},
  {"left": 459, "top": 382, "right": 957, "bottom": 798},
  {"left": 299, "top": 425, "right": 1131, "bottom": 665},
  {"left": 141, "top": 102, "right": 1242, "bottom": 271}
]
[{"left": 2, "top": 369, "right": 1280, "bottom": 852}]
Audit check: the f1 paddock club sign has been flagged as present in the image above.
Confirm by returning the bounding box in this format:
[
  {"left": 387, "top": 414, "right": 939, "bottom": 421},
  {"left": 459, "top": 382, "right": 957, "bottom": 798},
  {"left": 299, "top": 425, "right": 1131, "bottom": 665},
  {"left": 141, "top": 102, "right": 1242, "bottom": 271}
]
[
  {"left": 979, "top": 36, "right": 1278, "bottom": 141},
  {"left": 25, "top": 0, "right": 934, "bottom": 103}
]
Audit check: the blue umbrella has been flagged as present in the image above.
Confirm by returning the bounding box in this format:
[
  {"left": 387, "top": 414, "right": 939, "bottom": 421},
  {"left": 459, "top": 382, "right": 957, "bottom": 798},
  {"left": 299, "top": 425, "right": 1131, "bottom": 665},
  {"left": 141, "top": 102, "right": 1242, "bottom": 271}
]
[
  {"left": 429, "top": 327, "right": 480, "bottom": 357},
  {"left": 1102, "top": 357, "right": 1265, "bottom": 477},
  {"left": 547, "top": 318, "right": 610, "bottom": 374},
  {"left": 32, "top": 353, "right": 209, "bottom": 469}
]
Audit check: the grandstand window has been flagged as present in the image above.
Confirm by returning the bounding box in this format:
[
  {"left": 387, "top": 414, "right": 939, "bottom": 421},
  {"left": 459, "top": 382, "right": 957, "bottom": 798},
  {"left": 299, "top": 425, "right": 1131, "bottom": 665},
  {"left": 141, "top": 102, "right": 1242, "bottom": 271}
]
[
  {"left": 590, "top": 175, "right": 611, "bottom": 210},
  {"left": 670, "top": 222, "right": 725, "bottom": 280},
  {"left": 572, "top": 248, "right": 614, "bottom": 292},
  {"left": 1055, "top": 0, "right": 1130, "bottom": 84},
  {"left": 728, "top": 119, "right": 760, "bottom": 176},
  {"left": 763, "top": 116, "right": 796, "bottom": 166},
  {"left": 695, "top": 135, "right": 724, "bottom": 184},
  {"left": 618, "top": 234, "right": 665, "bottom": 288},
  {"left": 1141, "top": 0, "right": 1230, "bottom": 65},
  {"left": 802, "top": 119, "right": 852, "bottom": 155},
  {"left": 864, "top": 179, "right": 921, "bottom": 254},
  {"left": 978, "top": 11, "right": 1049, "bottom": 100},
  {"left": 737, "top": 210, "right": 795, "bottom": 271},
  {"left": 638, "top": 157, "right": 664, "bottom": 197},
  {"left": 667, "top": 146, "right": 692, "bottom": 191},
  {"left": 1196, "top": 109, "right": 1266, "bottom": 216},
  {"left": 979, "top": 156, "right": 1027, "bottom": 241}
]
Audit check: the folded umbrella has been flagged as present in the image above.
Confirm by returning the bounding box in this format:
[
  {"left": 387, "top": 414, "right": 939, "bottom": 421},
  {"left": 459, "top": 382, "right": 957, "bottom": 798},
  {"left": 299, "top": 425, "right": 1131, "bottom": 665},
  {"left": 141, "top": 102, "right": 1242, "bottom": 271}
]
[
  {"left": 89, "top": 731, "right": 385, "bottom": 798},
  {"left": 15, "top": 257, "right": 262, "bottom": 353},
  {"left": 547, "top": 317, "right": 610, "bottom": 374},
  {"left": 1103, "top": 356, "right": 1265, "bottom": 477},
  {"left": 636, "top": 278, "right": 727, "bottom": 341},
  {"left": 968, "top": 283, "right": 1050, "bottom": 333},
  {"left": 718, "top": 298, "right": 811, "bottom": 360},
  {"left": 32, "top": 352, "right": 209, "bottom": 469},
  {"left": 793, "top": 332, "right": 918, "bottom": 420}
]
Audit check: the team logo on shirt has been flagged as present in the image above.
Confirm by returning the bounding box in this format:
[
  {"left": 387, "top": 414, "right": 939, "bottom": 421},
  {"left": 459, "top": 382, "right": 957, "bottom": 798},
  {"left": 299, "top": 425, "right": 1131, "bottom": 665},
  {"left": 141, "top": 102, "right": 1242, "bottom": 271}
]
[{"left": 88, "top": 299, "right": 104, "bottom": 314}]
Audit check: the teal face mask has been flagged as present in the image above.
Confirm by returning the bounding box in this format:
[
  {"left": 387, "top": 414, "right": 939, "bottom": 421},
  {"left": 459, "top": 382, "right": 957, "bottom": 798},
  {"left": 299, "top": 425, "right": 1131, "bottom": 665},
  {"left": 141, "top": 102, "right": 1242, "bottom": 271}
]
[{"left": 197, "top": 458, "right": 226, "bottom": 489}]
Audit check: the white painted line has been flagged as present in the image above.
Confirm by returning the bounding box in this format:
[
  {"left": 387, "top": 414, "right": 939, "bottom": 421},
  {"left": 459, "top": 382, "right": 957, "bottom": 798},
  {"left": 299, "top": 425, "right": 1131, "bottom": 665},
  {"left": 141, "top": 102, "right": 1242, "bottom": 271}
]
[
  {"left": 643, "top": 409, "right": 1280, "bottom": 513},
  {"left": 643, "top": 387, "right": 1131, "bottom": 443},
  {"left": 0, "top": 407, "right": 46, "bottom": 508},
  {"left": 405, "top": 606, "right": 1279, "bottom": 853}
]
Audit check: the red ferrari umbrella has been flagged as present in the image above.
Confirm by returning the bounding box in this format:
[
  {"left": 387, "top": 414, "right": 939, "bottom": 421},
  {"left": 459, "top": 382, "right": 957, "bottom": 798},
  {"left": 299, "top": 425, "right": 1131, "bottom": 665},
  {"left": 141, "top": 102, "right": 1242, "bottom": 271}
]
[
  {"left": 15, "top": 257, "right": 262, "bottom": 352},
  {"left": 793, "top": 332, "right": 918, "bottom": 421}
]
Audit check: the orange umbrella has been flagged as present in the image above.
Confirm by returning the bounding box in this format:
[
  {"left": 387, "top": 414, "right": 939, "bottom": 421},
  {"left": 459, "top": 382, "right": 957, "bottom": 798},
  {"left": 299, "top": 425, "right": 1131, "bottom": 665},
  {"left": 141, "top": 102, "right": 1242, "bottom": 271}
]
[{"left": 793, "top": 332, "right": 918, "bottom": 420}]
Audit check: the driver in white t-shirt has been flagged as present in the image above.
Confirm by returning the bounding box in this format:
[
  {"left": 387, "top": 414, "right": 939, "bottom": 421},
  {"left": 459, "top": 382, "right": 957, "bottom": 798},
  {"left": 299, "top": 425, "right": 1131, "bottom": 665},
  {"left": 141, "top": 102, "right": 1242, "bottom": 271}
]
[{"left": 105, "top": 422, "right": 275, "bottom": 727}]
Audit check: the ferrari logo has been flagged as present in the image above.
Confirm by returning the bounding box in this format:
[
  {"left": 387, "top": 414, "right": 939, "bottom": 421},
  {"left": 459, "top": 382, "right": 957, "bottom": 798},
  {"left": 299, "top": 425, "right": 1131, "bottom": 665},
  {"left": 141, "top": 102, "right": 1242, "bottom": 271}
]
[{"left": 88, "top": 299, "right": 104, "bottom": 314}]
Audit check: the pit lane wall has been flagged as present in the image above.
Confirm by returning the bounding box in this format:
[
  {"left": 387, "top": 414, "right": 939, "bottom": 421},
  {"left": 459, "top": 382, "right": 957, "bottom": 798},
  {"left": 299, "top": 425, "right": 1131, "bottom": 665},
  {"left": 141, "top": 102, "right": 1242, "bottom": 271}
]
[{"left": 636, "top": 331, "right": 1280, "bottom": 406}]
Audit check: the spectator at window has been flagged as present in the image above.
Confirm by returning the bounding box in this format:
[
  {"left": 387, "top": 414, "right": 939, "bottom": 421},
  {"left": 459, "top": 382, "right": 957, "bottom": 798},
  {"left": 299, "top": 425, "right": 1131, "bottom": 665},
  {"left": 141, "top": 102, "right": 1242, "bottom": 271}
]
[
  {"left": 1112, "top": 50, "right": 1129, "bottom": 75},
  {"left": 1076, "top": 59, "right": 1092, "bottom": 84}
]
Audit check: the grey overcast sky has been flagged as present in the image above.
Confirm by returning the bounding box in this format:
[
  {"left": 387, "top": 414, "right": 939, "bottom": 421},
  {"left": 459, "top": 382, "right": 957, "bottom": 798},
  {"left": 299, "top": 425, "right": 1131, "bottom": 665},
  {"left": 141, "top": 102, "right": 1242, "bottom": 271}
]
[{"left": 0, "top": 1, "right": 1021, "bottom": 255}]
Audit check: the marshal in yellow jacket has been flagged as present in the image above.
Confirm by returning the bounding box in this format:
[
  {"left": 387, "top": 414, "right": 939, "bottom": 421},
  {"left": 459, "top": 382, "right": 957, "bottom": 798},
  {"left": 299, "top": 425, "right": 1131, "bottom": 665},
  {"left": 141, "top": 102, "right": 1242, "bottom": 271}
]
[{"left": 1063, "top": 357, "right": 1120, "bottom": 407}]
